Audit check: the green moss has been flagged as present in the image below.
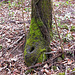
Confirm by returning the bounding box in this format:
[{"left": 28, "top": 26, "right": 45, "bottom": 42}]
[
  {"left": 50, "top": 30, "right": 53, "bottom": 40},
  {"left": 24, "top": 0, "right": 52, "bottom": 66},
  {"left": 41, "top": 0, "right": 52, "bottom": 19},
  {"left": 24, "top": 18, "right": 47, "bottom": 66},
  {"left": 41, "top": 0, "right": 52, "bottom": 40},
  {"left": 58, "top": 72, "right": 65, "bottom": 75},
  {"left": 52, "top": 66, "right": 57, "bottom": 71},
  {"left": 0, "top": 45, "right": 2, "bottom": 50},
  {"left": 25, "top": 18, "right": 44, "bottom": 46},
  {"left": 71, "top": 25, "right": 75, "bottom": 31},
  {"left": 72, "top": 68, "right": 75, "bottom": 75},
  {"left": 62, "top": 54, "right": 65, "bottom": 59},
  {"left": 72, "top": 68, "right": 75, "bottom": 71}
]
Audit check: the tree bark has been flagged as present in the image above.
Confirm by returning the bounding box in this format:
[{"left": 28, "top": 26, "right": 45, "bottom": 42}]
[{"left": 24, "top": 0, "right": 52, "bottom": 66}]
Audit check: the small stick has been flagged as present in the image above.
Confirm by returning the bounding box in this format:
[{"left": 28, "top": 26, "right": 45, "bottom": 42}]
[{"left": 52, "top": 8, "right": 64, "bottom": 52}]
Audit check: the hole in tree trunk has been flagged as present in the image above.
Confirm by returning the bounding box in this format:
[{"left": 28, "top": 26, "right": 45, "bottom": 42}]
[{"left": 30, "top": 47, "right": 35, "bottom": 52}]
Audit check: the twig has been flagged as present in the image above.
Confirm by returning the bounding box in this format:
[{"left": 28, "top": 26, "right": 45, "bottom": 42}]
[
  {"left": 45, "top": 50, "right": 58, "bottom": 55},
  {"left": 10, "top": 40, "right": 25, "bottom": 54},
  {"left": 10, "top": 34, "right": 25, "bottom": 47},
  {"left": 25, "top": 48, "right": 75, "bottom": 71},
  {"left": 52, "top": 7, "right": 63, "bottom": 52},
  {"left": 64, "top": 49, "right": 75, "bottom": 52},
  {"left": 52, "top": 0, "right": 70, "bottom": 52},
  {"left": 9, "top": 42, "right": 22, "bottom": 54},
  {"left": 69, "top": 44, "right": 75, "bottom": 49}
]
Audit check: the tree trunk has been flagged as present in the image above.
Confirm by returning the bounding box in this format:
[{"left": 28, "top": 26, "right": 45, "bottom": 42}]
[{"left": 24, "top": 0, "right": 52, "bottom": 66}]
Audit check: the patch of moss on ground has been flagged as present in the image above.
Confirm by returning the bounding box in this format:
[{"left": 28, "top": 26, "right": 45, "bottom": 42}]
[
  {"left": 72, "top": 68, "right": 75, "bottom": 71},
  {"left": 71, "top": 25, "right": 75, "bottom": 31},
  {"left": 58, "top": 72, "right": 65, "bottom": 75}
]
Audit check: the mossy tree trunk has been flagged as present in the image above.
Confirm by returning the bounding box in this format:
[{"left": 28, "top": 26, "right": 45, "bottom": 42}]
[{"left": 24, "top": 0, "right": 52, "bottom": 66}]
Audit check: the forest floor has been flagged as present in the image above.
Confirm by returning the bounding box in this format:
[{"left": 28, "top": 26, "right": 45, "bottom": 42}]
[{"left": 0, "top": 0, "right": 75, "bottom": 75}]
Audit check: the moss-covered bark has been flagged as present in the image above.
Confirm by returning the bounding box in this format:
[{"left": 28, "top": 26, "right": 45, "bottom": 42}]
[{"left": 24, "top": 0, "right": 52, "bottom": 66}]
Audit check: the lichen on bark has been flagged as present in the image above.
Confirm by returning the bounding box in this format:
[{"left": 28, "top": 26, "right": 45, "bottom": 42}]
[{"left": 24, "top": 0, "right": 52, "bottom": 66}]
